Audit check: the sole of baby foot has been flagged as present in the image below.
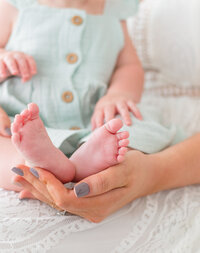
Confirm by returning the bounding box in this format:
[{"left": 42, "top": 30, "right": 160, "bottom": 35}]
[
  {"left": 11, "top": 103, "right": 75, "bottom": 183},
  {"left": 70, "top": 118, "right": 129, "bottom": 181}
]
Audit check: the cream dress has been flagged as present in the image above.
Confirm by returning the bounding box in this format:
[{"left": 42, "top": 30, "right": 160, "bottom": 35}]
[{"left": 1, "top": 0, "right": 200, "bottom": 252}]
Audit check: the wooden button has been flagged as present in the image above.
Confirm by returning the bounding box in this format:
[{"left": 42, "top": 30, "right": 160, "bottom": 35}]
[
  {"left": 71, "top": 16, "right": 83, "bottom": 25},
  {"left": 70, "top": 126, "right": 81, "bottom": 130},
  {"left": 66, "top": 53, "right": 78, "bottom": 64},
  {"left": 62, "top": 91, "right": 74, "bottom": 103}
]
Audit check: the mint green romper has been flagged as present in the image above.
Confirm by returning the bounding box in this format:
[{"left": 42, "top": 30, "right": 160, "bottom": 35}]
[{"left": 1, "top": 0, "right": 182, "bottom": 156}]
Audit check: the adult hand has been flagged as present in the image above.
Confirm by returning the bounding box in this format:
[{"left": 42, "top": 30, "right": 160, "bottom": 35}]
[{"left": 12, "top": 151, "right": 157, "bottom": 223}]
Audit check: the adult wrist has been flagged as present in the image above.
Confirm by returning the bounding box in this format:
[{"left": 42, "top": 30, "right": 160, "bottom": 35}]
[{"left": 137, "top": 152, "right": 168, "bottom": 197}]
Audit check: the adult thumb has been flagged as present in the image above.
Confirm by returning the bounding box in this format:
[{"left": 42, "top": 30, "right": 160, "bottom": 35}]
[{"left": 73, "top": 163, "right": 127, "bottom": 198}]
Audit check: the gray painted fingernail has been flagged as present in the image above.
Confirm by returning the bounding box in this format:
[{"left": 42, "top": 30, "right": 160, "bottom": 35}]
[
  {"left": 11, "top": 167, "right": 24, "bottom": 176},
  {"left": 5, "top": 127, "right": 12, "bottom": 136},
  {"left": 74, "top": 182, "right": 90, "bottom": 198},
  {"left": 30, "top": 168, "right": 39, "bottom": 178}
]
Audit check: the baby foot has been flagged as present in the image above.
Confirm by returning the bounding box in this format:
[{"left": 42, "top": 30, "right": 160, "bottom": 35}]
[
  {"left": 70, "top": 118, "right": 129, "bottom": 181},
  {"left": 11, "top": 103, "right": 75, "bottom": 183}
]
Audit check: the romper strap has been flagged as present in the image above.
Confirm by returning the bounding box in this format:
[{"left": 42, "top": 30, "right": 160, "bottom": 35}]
[
  {"left": 6, "top": 0, "right": 35, "bottom": 10},
  {"left": 104, "top": 0, "right": 139, "bottom": 20}
]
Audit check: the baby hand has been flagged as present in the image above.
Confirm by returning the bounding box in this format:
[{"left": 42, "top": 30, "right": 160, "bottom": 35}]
[
  {"left": 0, "top": 50, "right": 37, "bottom": 83},
  {"left": 0, "top": 107, "right": 12, "bottom": 137},
  {"left": 91, "top": 93, "right": 142, "bottom": 130}
]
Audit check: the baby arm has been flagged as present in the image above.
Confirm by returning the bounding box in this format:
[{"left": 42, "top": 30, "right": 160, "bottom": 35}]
[
  {"left": 0, "top": 106, "right": 11, "bottom": 137},
  {"left": 92, "top": 21, "right": 144, "bottom": 129},
  {"left": 0, "top": 0, "right": 37, "bottom": 83}
]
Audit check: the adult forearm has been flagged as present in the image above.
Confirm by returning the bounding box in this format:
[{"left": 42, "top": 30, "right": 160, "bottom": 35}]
[{"left": 151, "top": 134, "right": 200, "bottom": 192}]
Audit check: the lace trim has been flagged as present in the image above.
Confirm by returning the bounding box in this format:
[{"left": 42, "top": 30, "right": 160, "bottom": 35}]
[
  {"left": 112, "top": 186, "right": 200, "bottom": 253},
  {"left": 130, "top": 0, "right": 158, "bottom": 69},
  {"left": 145, "top": 85, "right": 200, "bottom": 97},
  {"left": 0, "top": 189, "right": 97, "bottom": 252},
  {"left": 142, "top": 71, "right": 200, "bottom": 97},
  {"left": 112, "top": 195, "right": 158, "bottom": 253},
  {"left": 145, "top": 86, "right": 200, "bottom": 97}
]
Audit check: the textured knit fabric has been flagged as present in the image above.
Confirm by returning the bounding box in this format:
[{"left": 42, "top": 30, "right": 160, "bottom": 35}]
[{"left": 0, "top": 0, "right": 183, "bottom": 155}]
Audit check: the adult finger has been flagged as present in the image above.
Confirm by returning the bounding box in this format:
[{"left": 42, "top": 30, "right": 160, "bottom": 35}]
[
  {"left": 13, "top": 174, "right": 53, "bottom": 205},
  {"left": 127, "top": 101, "right": 143, "bottom": 120},
  {"left": 19, "top": 189, "right": 36, "bottom": 200},
  {"left": 117, "top": 102, "right": 132, "bottom": 126},
  {"left": 104, "top": 105, "right": 116, "bottom": 122},
  {"left": 11, "top": 165, "right": 53, "bottom": 202},
  {"left": 74, "top": 162, "right": 128, "bottom": 198},
  {"left": 39, "top": 169, "right": 75, "bottom": 211}
]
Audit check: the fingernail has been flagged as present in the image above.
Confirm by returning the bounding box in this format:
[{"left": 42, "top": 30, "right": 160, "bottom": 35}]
[
  {"left": 30, "top": 168, "right": 39, "bottom": 178},
  {"left": 11, "top": 167, "right": 24, "bottom": 176},
  {"left": 5, "top": 127, "right": 12, "bottom": 136},
  {"left": 74, "top": 182, "right": 90, "bottom": 198}
]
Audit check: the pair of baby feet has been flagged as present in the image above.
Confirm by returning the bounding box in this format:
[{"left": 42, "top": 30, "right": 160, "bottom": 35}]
[{"left": 11, "top": 103, "right": 129, "bottom": 183}]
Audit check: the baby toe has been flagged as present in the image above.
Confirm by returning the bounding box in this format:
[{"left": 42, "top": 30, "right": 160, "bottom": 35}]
[
  {"left": 116, "top": 131, "right": 129, "bottom": 140},
  {"left": 105, "top": 118, "right": 123, "bottom": 134},
  {"left": 28, "top": 103, "right": 39, "bottom": 119},
  {"left": 117, "top": 155, "right": 125, "bottom": 163},
  {"left": 118, "top": 147, "right": 128, "bottom": 155},
  {"left": 11, "top": 132, "right": 21, "bottom": 145},
  {"left": 15, "top": 114, "right": 23, "bottom": 124},
  {"left": 21, "top": 109, "right": 30, "bottom": 122},
  {"left": 118, "top": 139, "right": 129, "bottom": 147},
  {"left": 12, "top": 115, "right": 23, "bottom": 132}
]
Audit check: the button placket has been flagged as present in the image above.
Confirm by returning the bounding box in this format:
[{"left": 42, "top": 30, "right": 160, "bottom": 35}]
[
  {"left": 71, "top": 16, "right": 83, "bottom": 26},
  {"left": 70, "top": 126, "right": 81, "bottom": 130},
  {"left": 62, "top": 91, "right": 74, "bottom": 103},
  {"left": 62, "top": 11, "right": 86, "bottom": 128},
  {"left": 66, "top": 53, "right": 78, "bottom": 64}
]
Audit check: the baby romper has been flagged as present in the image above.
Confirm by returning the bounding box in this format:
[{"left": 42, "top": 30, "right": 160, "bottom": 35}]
[{"left": 0, "top": 0, "right": 183, "bottom": 156}]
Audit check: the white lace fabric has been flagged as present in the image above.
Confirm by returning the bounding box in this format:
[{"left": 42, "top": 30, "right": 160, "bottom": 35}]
[
  {"left": 0, "top": 189, "right": 97, "bottom": 252},
  {"left": 113, "top": 187, "right": 200, "bottom": 253},
  {"left": 1, "top": 0, "right": 200, "bottom": 252}
]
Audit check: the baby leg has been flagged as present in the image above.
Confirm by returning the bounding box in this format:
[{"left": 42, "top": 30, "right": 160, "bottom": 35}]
[
  {"left": 70, "top": 118, "right": 129, "bottom": 181},
  {"left": 11, "top": 103, "right": 76, "bottom": 183},
  {"left": 0, "top": 135, "right": 25, "bottom": 191}
]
